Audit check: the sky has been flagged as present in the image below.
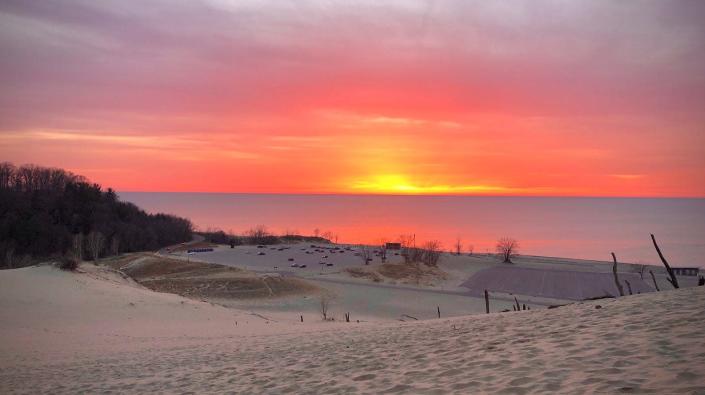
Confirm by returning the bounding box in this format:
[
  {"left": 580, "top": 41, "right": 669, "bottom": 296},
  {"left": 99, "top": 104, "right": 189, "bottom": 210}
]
[{"left": 1, "top": 0, "right": 704, "bottom": 197}]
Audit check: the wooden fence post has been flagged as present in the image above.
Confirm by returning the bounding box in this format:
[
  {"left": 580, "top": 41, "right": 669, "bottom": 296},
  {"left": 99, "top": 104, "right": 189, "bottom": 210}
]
[
  {"left": 484, "top": 290, "right": 490, "bottom": 314},
  {"left": 611, "top": 252, "right": 625, "bottom": 296},
  {"left": 649, "top": 270, "right": 660, "bottom": 291}
]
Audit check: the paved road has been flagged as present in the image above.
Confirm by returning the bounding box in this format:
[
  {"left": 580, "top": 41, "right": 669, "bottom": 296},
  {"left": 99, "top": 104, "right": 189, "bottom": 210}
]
[{"left": 158, "top": 234, "right": 206, "bottom": 255}]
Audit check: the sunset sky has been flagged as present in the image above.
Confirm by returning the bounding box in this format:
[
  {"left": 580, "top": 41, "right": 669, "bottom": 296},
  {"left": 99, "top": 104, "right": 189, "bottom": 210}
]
[{"left": 1, "top": 1, "right": 704, "bottom": 196}]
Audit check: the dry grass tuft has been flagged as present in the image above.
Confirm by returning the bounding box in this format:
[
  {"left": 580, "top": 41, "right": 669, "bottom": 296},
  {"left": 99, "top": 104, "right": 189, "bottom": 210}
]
[
  {"left": 377, "top": 262, "right": 447, "bottom": 285},
  {"left": 345, "top": 267, "right": 383, "bottom": 282}
]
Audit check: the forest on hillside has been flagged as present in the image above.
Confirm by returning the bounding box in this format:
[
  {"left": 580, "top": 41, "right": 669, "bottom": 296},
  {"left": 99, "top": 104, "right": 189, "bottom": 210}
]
[{"left": 0, "top": 163, "right": 193, "bottom": 268}]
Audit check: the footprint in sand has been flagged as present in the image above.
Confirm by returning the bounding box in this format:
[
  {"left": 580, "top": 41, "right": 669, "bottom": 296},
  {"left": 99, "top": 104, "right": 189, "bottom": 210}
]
[
  {"left": 438, "top": 368, "right": 462, "bottom": 377},
  {"left": 352, "top": 373, "right": 376, "bottom": 381}
]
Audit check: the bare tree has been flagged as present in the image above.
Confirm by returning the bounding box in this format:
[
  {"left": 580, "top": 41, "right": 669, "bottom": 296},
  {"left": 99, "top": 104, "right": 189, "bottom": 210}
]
[
  {"left": 422, "top": 240, "right": 442, "bottom": 267},
  {"left": 3, "top": 246, "right": 14, "bottom": 269},
  {"left": 359, "top": 246, "right": 373, "bottom": 265},
  {"left": 378, "top": 238, "right": 388, "bottom": 262},
  {"left": 110, "top": 236, "right": 120, "bottom": 256},
  {"left": 322, "top": 231, "right": 333, "bottom": 242},
  {"left": 72, "top": 233, "right": 84, "bottom": 261},
  {"left": 454, "top": 237, "right": 462, "bottom": 256},
  {"left": 399, "top": 234, "right": 421, "bottom": 264},
  {"left": 0, "top": 162, "right": 15, "bottom": 189},
  {"left": 398, "top": 234, "right": 416, "bottom": 249},
  {"left": 467, "top": 244, "right": 474, "bottom": 256},
  {"left": 249, "top": 225, "right": 269, "bottom": 238},
  {"left": 611, "top": 252, "right": 625, "bottom": 297},
  {"left": 313, "top": 228, "right": 320, "bottom": 238},
  {"left": 319, "top": 295, "right": 330, "bottom": 320},
  {"left": 403, "top": 247, "right": 424, "bottom": 264},
  {"left": 245, "top": 225, "right": 272, "bottom": 244},
  {"left": 650, "top": 234, "right": 679, "bottom": 289},
  {"left": 496, "top": 237, "right": 519, "bottom": 263},
  {"left": 86, "top": 231, "right": 104, "bottom": 262}
]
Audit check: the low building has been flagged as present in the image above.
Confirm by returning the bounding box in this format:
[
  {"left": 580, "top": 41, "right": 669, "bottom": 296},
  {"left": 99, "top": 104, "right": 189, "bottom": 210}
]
[
  {"left": 385, "top": 242, "right": 402, "bottom": 250},
  {"left": 672, "top": 267, "right": 700, "bottom": 276}
]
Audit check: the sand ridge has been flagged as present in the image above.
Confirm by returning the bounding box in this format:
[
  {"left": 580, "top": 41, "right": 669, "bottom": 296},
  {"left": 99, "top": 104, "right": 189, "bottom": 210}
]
[{"left": 1, "top": 264, "right": 704, "bottom": 394}]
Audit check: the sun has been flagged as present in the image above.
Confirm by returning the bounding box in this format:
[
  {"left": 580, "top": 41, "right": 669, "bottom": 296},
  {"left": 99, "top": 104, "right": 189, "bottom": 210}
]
[{"left": 350, "top": 174, "right": 453, "bottom": 195}]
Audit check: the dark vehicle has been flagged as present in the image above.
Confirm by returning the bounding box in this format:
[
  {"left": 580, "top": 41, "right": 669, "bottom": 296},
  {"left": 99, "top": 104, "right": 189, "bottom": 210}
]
[{"left": 187, "top": 248, "right": 214, "bottom": 253}]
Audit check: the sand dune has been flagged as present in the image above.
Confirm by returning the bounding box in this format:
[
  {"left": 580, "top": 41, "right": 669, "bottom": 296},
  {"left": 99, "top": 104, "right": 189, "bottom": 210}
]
[
  {"left": 2, "top": 263, "right": 704, "bottom": 394},
  {"left": 461, "top": 265, "right": 654, "bottom": 300},
  {"left": 108, "top": 253, "right": 319, "bottom": 300}
]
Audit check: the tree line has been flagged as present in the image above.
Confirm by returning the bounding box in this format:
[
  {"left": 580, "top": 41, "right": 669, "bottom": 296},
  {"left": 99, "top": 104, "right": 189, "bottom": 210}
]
[
  {"left": 199, "top": 225, "right": 330, "bottom": 246},
  {"left": 0, "top": 163, "right": 193, "bottom": 268}
]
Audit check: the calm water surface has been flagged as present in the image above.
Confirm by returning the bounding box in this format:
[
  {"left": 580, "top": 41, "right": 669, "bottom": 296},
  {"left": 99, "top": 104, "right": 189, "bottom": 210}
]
[{"left": 120, "top": 193, "right": 705, "bottom": 267}]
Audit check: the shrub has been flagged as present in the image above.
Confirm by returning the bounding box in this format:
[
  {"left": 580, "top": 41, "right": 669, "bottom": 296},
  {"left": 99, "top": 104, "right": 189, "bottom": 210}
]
[
  {"left": 58, "top": 255, "right": 80, "bottom": 271},
  {"left": 401, "top": 240, "right": 443, "bottom": 267},
  {"left": 421, "top": 240, "right": 442, "bottom": 267},
  {"left": 244, "top": 226, "right": 279, "bottom": 245}
]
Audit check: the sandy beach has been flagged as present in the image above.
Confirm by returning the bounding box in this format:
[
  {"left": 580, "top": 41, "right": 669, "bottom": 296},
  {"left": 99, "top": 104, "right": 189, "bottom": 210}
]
[
  {"left": 153, "top": 242, "right": 698, "bottom": 320},
  {"left": 2, "top": 257, "right": 704, "bottom": 394}
]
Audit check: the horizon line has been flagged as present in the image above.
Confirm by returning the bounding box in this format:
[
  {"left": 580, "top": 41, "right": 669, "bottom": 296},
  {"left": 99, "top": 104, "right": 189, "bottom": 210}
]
[{"left": 116, "top": 190, "right": 705, "bottom": 199}]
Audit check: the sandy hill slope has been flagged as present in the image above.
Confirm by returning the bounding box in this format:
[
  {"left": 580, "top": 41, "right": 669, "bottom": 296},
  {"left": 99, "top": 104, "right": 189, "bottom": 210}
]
[
  {"left": 106, "top": 253, "right": 319, "bottom": 299},
  {"left": 1, "top": 264, "right": 704, "bottom": 394}
]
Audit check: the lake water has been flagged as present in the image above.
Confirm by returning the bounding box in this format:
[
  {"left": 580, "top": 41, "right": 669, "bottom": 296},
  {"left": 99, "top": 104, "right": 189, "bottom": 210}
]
[{"left": 120, "top": 193, "right": 705, "bottom": 267}]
